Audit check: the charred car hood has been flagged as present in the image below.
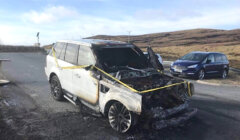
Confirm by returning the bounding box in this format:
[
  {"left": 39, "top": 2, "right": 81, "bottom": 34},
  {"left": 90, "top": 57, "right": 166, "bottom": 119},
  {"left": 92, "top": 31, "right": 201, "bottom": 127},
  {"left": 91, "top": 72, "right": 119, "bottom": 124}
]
[
  {"left": 109, "top": 69, "right": 184, "bottom": 92},
  {"left": 121, "top": 74, "right": 180, "bottom": 91},
  {"left": 105, "top": 69, "right": 188, "bottom": 110}
]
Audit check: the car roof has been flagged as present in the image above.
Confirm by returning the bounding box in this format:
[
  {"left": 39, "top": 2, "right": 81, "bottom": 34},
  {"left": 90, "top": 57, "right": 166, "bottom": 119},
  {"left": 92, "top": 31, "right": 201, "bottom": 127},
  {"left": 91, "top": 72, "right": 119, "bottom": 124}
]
[
  {"left": 143, "top": 52, "right": 160, "bottom": 55},
  {"left": 58, "top": 39, "right": 128, "bottom": 47},
  {"left": 190, "top": 51, "right": 225, "bottom": 55}
]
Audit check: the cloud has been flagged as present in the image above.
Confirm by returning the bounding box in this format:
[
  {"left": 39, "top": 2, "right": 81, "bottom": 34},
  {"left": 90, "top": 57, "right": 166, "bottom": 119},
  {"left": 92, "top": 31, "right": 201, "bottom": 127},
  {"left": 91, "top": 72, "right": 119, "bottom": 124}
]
[
  {"left": 1, "top": 5, "right": 240, "bottom": 45},
  {"left": 22, "top": 6, "right": 78, "bottom": 24},
  {"left": 134, "top": 9, "right": 202, "bottom": 21},
  {"left": 0, "top": 24, "right": 39, "bottom": 45}
]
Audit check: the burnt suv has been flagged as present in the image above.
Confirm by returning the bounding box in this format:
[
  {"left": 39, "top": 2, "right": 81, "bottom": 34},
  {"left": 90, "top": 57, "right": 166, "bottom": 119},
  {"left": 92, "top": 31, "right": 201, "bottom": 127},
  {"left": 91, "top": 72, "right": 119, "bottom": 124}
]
[{"left": 45, "top": 39, "right": 197, "bottom": 133}]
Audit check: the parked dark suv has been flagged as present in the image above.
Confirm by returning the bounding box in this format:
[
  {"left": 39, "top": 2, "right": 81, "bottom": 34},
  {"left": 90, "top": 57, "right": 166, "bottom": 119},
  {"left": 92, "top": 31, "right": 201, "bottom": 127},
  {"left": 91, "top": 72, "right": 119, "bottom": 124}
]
[{"left": 170, "top": 52, "right": 229, "bottom": 79}]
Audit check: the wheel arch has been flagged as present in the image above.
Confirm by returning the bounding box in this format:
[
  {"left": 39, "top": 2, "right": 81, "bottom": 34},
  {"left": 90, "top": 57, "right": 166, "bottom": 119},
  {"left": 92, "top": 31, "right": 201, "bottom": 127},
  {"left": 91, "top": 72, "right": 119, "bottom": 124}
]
[
  {"left": 104, "top": 100, "right": 118, "bottom": 116},
  {"left": 49, "top": 72, "right": 57, "bottom": 82},
  {"left": 224, "top": 67, "right": 229, "bottom": 73},
  {"left": 105, "top": 100, "right": 139, "bottom": 131},
  {"left": 104, "top": 99, "right": 136, "bottom": 117}
]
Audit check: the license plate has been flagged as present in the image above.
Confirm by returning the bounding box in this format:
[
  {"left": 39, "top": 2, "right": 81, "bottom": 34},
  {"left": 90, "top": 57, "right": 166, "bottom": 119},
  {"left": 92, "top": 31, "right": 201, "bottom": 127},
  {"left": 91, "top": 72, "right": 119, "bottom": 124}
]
[{"left": 175, "top": 68, "right": 182, "bottom": 73}]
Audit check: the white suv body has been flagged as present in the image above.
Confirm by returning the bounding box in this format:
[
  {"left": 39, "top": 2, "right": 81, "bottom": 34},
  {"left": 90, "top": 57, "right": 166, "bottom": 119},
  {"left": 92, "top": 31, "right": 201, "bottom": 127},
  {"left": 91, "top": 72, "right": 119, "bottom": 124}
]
[{"left": 45, "top": 39, "right": 196, "bottom": 133}]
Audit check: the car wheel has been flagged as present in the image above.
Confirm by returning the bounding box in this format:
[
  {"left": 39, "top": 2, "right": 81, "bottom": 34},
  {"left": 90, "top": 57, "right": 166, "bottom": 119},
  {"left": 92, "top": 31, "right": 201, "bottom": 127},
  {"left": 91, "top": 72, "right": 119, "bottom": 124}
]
[
  {"left": 222, "top": 69, "right": 228, "bottom": 79},
  {"left": 108, "top": 102, "right": 134, "bottom": 133},
  {"left": 50, "top": 75, "right": 64, "bottom": 101},
  {"left": 198, "top": 69, "right": 205, "bottom": 80}
]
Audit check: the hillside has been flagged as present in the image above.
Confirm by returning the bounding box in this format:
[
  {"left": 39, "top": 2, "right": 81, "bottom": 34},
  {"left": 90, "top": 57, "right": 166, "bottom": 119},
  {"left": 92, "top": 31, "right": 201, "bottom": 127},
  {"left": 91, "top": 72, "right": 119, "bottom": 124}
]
[{"left": 89, "top": 29, "right": 240, "bottom": 69}]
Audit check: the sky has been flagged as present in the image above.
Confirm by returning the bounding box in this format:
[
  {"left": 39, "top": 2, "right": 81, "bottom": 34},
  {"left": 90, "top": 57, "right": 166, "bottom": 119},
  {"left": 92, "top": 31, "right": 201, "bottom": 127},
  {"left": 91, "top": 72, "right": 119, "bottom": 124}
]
[{"left": 0, "top": 0, "right": 240, "bottom": 45}]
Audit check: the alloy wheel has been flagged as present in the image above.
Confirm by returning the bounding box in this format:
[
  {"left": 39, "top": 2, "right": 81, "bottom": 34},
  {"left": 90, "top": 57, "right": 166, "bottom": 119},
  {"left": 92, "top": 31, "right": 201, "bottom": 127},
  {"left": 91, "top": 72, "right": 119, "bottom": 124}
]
[
  {"left": 50, "top": 76, "right": 63, "bottom": 100},
  {"left": 222, "top": 70, "right": 227, "bottom": 79},
  {"left": 198, "top": 69, "right": 205, "bottom": 80},
  {"left": 108, "top": 102, "right": 132, "bottom": 133}
]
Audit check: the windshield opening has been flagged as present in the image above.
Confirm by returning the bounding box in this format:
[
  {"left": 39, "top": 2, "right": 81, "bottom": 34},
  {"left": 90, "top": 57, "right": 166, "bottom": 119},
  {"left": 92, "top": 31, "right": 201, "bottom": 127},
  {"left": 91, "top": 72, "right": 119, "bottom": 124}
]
[
  {"left": 94, "top": 46, "right": 149, "bottom": 72},
  {"left": 180, "top": 53, "right": 207, "bottom": 61}
]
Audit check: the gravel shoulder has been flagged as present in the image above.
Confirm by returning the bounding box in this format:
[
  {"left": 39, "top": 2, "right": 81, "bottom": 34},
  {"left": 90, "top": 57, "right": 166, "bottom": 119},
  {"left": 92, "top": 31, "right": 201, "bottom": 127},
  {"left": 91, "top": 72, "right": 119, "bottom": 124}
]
[{"left": 1, "top": 82, "right": 240, "bottom": 140}]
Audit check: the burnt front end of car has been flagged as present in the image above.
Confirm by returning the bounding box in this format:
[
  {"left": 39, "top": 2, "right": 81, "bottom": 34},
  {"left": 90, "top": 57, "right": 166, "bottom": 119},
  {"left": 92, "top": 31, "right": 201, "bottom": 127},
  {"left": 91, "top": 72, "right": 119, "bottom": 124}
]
[
  {"left": 99, "top": 66, "right": 197, "bottom": 129},
  {"left": 140, "top": 80, "right": 197, "bottom": 129}
]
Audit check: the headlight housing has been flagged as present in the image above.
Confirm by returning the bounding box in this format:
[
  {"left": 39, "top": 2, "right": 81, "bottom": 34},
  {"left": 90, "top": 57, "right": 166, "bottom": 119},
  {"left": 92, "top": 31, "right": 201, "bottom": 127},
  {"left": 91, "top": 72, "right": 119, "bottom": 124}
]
[{"left": 188, "top": 64, "right": 198, "bottom": 68}]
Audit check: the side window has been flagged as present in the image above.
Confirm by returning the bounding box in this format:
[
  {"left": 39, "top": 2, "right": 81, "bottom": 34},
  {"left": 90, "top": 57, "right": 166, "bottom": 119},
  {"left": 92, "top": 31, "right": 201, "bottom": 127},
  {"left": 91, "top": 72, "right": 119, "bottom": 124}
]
[
  {"left": 202, "top": 57, "right": 207, "bottom": 64},
  {"left": 207, "top": 54, "right": 215, "bottom": 63},
  {"left": 65, "top": 43, "right": 79, "bottom": 64},
  {"left": 59, "top": 43, "right": 67, "bottom": 60},
  {"left": 215, "top": 54, "right": 222, "bottom": 63},
  {"left": 222, "top": 55, "right": 228, "bottom": 63},
  {"left": 78, "top": 46, "right": 95, "bottom": 65}
]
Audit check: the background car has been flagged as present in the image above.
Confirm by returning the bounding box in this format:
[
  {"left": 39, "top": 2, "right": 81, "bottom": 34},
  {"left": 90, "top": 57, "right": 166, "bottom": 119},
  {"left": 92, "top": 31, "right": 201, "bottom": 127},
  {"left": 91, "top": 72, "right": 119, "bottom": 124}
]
[
  {"left": 144, "top": 52, "right": 163, "bottom": 64},
  {"left": 170, "top": 51, "right": 229, "bottom": 79}
]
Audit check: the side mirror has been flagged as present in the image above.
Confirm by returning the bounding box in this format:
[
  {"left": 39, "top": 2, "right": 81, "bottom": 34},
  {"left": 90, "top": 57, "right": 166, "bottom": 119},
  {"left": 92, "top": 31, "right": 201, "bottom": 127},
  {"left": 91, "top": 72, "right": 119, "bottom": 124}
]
[{"left": 206, "top": 59, "right": 211, "bottom": 64}]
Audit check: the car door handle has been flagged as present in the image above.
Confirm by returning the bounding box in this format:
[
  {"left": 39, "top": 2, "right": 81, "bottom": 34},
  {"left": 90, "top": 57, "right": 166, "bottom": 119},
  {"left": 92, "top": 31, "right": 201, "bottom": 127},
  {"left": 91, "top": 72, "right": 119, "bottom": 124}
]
[{"left": 74, "top": 74, "right": 81, "bottom": 78}]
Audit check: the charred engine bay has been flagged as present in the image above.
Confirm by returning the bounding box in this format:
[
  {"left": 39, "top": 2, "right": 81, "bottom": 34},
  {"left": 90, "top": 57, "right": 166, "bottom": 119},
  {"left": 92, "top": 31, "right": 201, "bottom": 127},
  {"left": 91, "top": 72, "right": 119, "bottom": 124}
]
[{"left": 103, "top": 69, "right": 188, "bottom": 110}]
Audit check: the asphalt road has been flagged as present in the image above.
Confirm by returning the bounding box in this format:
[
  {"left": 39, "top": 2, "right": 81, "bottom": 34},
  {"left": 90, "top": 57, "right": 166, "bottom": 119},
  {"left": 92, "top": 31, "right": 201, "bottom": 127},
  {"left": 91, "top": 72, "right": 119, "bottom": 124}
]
[{"left": 0, "top": 52, "right": 240, "bottom": 140}]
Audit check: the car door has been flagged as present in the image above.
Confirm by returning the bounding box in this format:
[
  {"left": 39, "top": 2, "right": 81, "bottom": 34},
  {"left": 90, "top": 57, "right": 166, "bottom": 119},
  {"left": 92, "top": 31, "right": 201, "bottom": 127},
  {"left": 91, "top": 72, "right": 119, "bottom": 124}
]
[
  {"left": 61, "top": 43, "right": 79, "bottom": 94},
  {"left": 221, "top": 54, "right": 229, "bottom": 70},
  {"left": 48, "top": 42, "right": 69, "bottom": 88},
  {"left": 54, "top": 42, "right": 67, "bottom": 87},
  {"left": 204, "top": 54, "right": 218, "bottom": 74},
  {"left": 214, "top": 54, "right": 224, "bottom": 74},
  {"left": 72, "top": 45, "right": 98, "bottom": 104}
]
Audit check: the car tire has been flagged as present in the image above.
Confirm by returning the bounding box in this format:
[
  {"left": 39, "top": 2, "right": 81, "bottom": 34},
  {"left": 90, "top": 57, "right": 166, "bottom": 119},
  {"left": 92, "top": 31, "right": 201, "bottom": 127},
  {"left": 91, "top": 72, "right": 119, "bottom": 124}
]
[
  {"left": 50, "top": 75, "right": 64, "bottom": 101},
  {"left": 221, "top": 69, "right": 228, "bottom": 79},
  {"left": 108, "top": 102, "right": 135, "bottom": 133},
  {"left": 198, "top": 69, "right": 205, "bottom": 80}
]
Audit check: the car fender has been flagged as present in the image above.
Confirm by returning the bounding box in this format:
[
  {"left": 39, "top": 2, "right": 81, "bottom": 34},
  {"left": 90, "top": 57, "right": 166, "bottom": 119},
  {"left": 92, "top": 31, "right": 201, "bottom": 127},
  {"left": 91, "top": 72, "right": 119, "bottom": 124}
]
[
  {"left": 48, "top": 66, "right": 61, "bottom": 82},
  {"left": 99, "top": 81, "right": 142, "bottom": 115}
]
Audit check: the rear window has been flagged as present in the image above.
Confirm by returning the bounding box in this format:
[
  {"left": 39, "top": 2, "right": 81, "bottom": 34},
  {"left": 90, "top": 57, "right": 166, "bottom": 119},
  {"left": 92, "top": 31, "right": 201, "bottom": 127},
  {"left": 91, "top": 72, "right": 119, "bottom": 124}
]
[
  {"left": 222, "top": 55, "right": 228, "bottom": 63},
  {"left": 215, "top": 54, "right": 228, "bottom": 63},
  {"left": 215, "top": 54, "right": 222, "bottom": 62}
]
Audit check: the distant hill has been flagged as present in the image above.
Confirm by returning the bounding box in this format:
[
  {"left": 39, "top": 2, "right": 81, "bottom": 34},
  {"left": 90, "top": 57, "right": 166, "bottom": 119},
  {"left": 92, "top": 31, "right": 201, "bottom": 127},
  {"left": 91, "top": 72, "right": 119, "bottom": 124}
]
[
  {"left": 89, "top": 29, "right": 240, "bottom": 69},
  {"left": 89, "top": 29, "right": 240, "bottom": 48}
]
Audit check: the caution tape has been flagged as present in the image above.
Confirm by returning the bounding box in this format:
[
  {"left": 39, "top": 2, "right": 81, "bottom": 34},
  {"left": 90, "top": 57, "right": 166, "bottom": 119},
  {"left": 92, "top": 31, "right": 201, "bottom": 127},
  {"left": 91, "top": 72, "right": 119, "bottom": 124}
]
[
  {"left": 187, "top": 82, "right": 192, "bottom": 96},
  {"left": 52, "top": 47, "right": 191, "bottom": 95}
]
